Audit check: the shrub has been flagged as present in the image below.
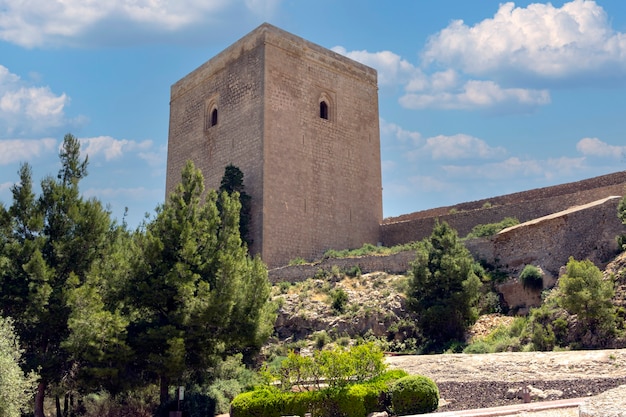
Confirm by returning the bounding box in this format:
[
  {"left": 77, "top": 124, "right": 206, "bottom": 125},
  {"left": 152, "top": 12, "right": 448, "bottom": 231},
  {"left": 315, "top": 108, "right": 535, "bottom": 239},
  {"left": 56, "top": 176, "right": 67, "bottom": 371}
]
[
  {"left": 331, "top": 288, "right": 349, "bottom": 313},
  {"left": 346, "top": 265, "right": 362, "bottom": 277},
  {"left": 466, "top": 217, "right": 519, "bottom": 238},
  {"left": 390, "top": 375, "right": 439, "bottom": 415},
  {"left": 519, "top": 265, "right": 543, "bottom": 291},
  {"left": 231, "top": 370, "right": 407, "bottom": 417}
]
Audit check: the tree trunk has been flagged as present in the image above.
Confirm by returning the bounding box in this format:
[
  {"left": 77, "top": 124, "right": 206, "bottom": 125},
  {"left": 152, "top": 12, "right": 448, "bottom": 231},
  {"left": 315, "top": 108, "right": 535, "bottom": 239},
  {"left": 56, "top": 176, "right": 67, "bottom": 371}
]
[
  {"left": 34, "top": 381, "right": 46, "bottom": 417},
  {"left": 160, "top": 374, "right": 170, "bottom": 407},
  {"left": 55, "top": 394, "right": 62, "bottom": 417}
]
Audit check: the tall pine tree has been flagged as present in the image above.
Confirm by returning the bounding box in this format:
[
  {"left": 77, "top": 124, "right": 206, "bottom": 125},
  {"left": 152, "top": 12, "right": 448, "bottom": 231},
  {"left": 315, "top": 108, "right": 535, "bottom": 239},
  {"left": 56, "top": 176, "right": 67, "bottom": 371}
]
[{"left": 128, "top": 160, "right": 274, "bottom": 407}]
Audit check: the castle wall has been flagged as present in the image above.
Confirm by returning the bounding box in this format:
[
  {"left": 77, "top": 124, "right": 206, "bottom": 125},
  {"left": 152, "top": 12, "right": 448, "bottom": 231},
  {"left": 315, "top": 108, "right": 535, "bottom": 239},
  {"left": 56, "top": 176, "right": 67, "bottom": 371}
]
[
  {"left": 381, "top": 172, "right": 626, "bottom": 246},
  {"left": 260, "top": 28, "right": 382, "bottom": 266},
  {"left": 167, "top": 35, "right": 266, "bottom": 254},
  {"left": 167, "top": 24, "right": 382, "bottom": 267},
  {"left": 466, "top": 196, "right": 626, "bottom": 278}
]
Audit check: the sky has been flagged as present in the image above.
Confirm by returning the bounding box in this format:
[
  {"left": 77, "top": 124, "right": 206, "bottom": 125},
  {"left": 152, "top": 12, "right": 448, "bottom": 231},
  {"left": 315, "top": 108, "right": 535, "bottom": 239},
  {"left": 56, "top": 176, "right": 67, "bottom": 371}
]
[{"left": 1, "top": 0, "right": 626, "bottom": 228}]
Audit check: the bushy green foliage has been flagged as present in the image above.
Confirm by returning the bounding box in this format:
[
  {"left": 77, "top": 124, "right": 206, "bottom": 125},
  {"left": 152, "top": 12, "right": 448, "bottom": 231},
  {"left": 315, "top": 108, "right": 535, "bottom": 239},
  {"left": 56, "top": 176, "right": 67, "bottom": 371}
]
[
  {"left": 231, "top": 369, "right": 409, "bottom": 417},
  {"left": 331, "top": 288, "right": 349, "bottom": 313},
  {"left": 269, "top": 343, "right": 386, "bottom": 391},
  {"left": 463, "top": 316, "right": 530, "bottom": 353},
  {"left": 465, "top": 217, "right": 519, "bottom": 238},
  {"left": 219, "top": 164, "right": 253, "bottom": 247},
  {"left": 407, "top": 221, "right": 482, "bottom": 351},
  {"left": 519, "top": 265, "right": 543, "bottom": 291},
  {"left": 390, "top": 375, "right": 439, "bottom": 415},
  {"left": 557, "top": 257, "right": 618, "bottom": 347},
  {"left": 322, "top": 241, "right": 419, "bottom": 259},
  {"left": 0, "top": 316, "right": 38, "bottom": 417}
]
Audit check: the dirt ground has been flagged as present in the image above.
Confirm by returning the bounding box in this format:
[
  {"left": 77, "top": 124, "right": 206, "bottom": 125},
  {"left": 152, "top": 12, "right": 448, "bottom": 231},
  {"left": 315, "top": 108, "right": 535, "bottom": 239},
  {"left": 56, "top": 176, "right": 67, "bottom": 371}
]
[{"left": 386, "top": 349, "right": 626, "bottom": 412}]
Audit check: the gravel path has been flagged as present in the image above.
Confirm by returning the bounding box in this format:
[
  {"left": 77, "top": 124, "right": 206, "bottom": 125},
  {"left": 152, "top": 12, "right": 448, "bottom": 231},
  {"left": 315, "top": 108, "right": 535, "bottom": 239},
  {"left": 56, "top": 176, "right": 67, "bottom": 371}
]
[{"left": 386, "top": 349, "right": 626, "bottom": 412}]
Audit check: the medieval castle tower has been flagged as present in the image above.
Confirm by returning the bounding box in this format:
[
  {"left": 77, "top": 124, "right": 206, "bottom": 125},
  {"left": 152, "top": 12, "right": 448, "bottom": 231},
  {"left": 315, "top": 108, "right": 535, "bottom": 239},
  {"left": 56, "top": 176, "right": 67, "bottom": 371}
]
[{"left": 166, "top": 23, "right": 382, "bottom": 267}]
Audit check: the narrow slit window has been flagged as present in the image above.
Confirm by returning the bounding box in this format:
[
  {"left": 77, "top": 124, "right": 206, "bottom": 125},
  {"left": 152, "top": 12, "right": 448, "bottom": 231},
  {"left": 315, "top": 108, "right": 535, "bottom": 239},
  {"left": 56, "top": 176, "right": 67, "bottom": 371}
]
[
  {"left": 211, "top": 108, "right": 218, "bottom": 126},
  {"left": 320, "top": 101, "right": 329, "bottom": 120}
]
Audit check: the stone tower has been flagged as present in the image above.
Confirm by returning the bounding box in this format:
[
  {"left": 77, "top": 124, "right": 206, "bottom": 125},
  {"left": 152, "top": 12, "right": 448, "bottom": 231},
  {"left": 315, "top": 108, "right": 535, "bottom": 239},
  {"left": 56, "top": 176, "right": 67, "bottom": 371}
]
[{"left": 166, "top": 23, "right": 382, "bottom": 267}]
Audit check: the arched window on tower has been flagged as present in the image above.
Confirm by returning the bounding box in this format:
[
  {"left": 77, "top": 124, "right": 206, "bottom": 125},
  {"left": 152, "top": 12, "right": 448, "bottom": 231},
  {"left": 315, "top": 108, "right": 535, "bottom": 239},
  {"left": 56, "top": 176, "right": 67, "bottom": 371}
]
[
  {"left": 211, "top": 108, "right": 218, "bottom": 126},
  {"left": 320, "top": 101, "right": 329, "bottom": 120}
]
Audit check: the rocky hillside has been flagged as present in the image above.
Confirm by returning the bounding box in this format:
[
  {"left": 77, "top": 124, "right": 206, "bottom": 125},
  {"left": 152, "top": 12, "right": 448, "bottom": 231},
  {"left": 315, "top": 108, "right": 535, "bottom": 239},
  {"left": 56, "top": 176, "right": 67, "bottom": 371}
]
[{"left": 268, "top": 250, "right": 626, "bottom": 352}]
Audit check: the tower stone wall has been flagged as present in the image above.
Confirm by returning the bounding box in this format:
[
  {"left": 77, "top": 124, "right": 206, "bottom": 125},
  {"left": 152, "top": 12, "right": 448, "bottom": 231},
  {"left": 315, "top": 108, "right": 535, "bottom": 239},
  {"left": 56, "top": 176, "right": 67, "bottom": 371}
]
[{"left": 166, "top": 24, "right": 382, "bottom": 267}]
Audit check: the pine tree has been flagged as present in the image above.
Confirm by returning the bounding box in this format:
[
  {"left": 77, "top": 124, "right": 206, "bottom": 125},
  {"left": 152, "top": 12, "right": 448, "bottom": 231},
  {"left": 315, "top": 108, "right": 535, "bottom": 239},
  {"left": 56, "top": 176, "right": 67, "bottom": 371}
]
[
  {"left": 407, "top": 220, "right": 481, "bottom": 351},
  {"left": 128, "top": 160, "right": 274, "bottom": 407},
  {"left": 219, "top": 164, "right": 252, "bottom": 247},
  {"left": 0, "top": 134, "right": 114, "bottom": 417}
]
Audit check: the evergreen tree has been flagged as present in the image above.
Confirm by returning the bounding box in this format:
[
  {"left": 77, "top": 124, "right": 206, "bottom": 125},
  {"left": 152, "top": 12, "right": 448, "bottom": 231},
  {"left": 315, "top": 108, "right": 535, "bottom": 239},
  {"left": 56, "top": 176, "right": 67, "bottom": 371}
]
[
  {"left": 219, "top": 164, "right": 252, "bottom": 247},
  {"left": 0, "top": 316, "right": 38, "bottom": 417},
  {"left": 407, "top": 220, "right": 481, "bottom": 351},
  {"left": 0, "top": 134, "right": 114, "bottom": 417},
  {"left": 128, "top": 160, "right": 274, "bottom": 408},
  {"left": 557, "top": 257, "right": 617, "bottom": 347}
]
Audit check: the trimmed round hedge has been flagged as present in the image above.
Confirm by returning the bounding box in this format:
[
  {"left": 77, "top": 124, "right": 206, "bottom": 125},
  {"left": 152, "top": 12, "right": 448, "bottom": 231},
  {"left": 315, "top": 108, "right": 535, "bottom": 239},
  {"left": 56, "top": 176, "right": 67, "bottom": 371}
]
[{"left": 390, "top": 375, "right": 439, "bottom": 415}]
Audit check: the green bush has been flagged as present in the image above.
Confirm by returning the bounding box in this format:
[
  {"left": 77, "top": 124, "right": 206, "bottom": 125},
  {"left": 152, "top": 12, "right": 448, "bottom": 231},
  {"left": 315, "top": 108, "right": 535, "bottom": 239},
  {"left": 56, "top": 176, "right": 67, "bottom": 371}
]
[
  {"left": 231, "top": 370, "right": 408, "bottom": 417},
  {"left": 519, "top": 265, "right": 543, "bottom": 291},
  {"left": 390, "top": 375, "right": 439, "bottom": 415},
  {"left": 331, "top": 288, "right": 349, "bottom": 313},
  {"left": 466, "top": 217, "right": 519, "bottom": 238}
]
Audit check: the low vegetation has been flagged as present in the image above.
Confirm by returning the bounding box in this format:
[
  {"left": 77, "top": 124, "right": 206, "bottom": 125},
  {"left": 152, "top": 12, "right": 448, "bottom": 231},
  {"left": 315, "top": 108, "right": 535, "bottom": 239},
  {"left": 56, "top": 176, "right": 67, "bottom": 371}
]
[
  {"left": 465, "top": 217, "right": 519, "bottom": 239},
  {"left": 465, "top": 257, "right": 624, "bottom": 353},
  {"left": 231, "top": 343, "right": 438, "bottom": 417}
]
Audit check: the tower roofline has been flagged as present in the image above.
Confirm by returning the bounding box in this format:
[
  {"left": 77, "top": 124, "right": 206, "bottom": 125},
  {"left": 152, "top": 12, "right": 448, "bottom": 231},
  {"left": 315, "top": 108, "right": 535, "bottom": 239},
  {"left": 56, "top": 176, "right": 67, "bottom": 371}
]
[{"left": 170, "top": 23, "right": 378, "bottom": 101}]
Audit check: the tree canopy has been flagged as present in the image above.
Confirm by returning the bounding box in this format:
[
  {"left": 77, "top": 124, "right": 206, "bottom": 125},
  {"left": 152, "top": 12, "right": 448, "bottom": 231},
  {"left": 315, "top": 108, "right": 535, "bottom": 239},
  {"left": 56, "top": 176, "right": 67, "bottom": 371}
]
[
  {"left": 407, "top": 220, "right": 481, "bottom": 351},
  {"left": 0, "top": 137, "right": 275, "bottom": 416}
]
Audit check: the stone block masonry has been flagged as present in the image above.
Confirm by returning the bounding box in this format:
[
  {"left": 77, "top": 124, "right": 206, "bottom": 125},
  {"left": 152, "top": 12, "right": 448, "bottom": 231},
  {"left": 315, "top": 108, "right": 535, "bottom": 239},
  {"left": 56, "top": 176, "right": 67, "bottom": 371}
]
[
  {"left": 166, "top": 23, "right": 382, "bottom": 268},
  {"left": 381, "top": 171, "right": 626, "bottom": 247}
]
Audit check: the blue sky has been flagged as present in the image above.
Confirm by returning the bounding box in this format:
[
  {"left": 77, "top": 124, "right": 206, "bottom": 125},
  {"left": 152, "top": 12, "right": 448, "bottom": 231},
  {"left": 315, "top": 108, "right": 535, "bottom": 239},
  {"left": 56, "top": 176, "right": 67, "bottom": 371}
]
[{"left": 1, "top": 0, "right": 625, "bottom": 228}]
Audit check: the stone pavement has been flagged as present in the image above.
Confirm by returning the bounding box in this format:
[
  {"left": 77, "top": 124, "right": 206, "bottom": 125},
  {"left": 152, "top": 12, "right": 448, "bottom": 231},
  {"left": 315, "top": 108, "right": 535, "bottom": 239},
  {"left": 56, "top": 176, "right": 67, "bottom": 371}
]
[{"left": 412, "top": 397, "right": 585, "bottom": 417}]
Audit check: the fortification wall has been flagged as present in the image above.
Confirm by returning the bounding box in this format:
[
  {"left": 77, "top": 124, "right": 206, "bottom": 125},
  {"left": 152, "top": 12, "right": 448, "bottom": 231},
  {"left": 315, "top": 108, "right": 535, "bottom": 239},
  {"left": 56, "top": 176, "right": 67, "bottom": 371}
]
[
  {"left": 261, "top": 26, "right": 382, "bottom": 267},
  {"left": 381, "top": 171, "right": 626, "bottom": 247},
  {"left": 268, "top": 251, "right": 414, "bottom": 283},
  {"left": 466, "top": 196, "right": 626, "bottom": 277},
  {"left": 167, "top": 29, "right": 266, "bottom": 255}
]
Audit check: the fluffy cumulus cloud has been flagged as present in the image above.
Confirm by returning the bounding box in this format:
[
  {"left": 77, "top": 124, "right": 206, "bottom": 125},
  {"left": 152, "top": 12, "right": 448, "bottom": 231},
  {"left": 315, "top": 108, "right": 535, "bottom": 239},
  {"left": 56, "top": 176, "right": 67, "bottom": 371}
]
[
  {"left": 79, "top": 136, "right": 153, "bottom": 161},
  {"left": 0, "top": 0, "right": 281, "bottom": 47},
  {"left": 577, "top": 137, "right": 626, "bottom": 158},
  {"left": 421, "top": 134, "right": 507, "bottom": 160},
  {"left": 423, "top": 0, "right": 626, "bottom": 80},
  {"left": 0, "top": 138, "right": 57, "bottom": 165},
  {"left": 0, "top": 65, "right": 68, "bottom": 136},
  {"left": 441, "top": 156, "right": 586, "bottom": 180},
  {"left": 379, "top": 118, "right": 421, "bottom": 145},
  {"left": 400, "top": 79, "right": 550, "bottom": 111},
  {"left": 335, "top": 1, "right": 626, "bottom": 113},
  {"left": 335, "top": 45, "right": 550, "bottom": 113},
  {"left": 332, "top": 47, "right": 421, "bottom": 87}
]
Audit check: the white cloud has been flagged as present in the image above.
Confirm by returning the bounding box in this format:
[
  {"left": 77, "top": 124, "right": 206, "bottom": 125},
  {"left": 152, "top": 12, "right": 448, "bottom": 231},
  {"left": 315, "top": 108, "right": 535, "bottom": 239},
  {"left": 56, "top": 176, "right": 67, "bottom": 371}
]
[
  {"left": 441, "top": 156, "right": 586, "bottom": 180},
  {"left": 332, "top": 47, "right": 420, "bottom": 87},
  {"left": 577, "top": 137, "right": 626, "bottom": 158},
  {"left": 0, "top": 65, "right": 69, "bottom": 136},
  {"left": 423, "top": 0, "right": 626, "bottom": 80},
  {"left": 79, "top": 136, "right": 152, "bottom": 161},
  {"left": 379, "top": 118, "right": 421, "bottom": 145},
  {"left": 400, "top": 80, "right": 550, "bottom": 111},
  {"left": 335, "top": 49, "right": 550, "bottom": 112},
  {"left": 0, "top": 138, "right": 57, "bottom": 165},
  {"left": 0, "top": 0, "right": 281, "bottom": 47},
  {"left": 421, "top": 134, "right": 507, "bottom": 160}
]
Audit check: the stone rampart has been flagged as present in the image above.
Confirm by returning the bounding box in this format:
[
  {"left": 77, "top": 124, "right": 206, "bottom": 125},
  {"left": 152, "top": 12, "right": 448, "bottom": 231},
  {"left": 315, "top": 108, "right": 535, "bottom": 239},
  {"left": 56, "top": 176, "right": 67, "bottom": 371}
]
[
  {"left": 381, "top": 171, "right": 626, "bottom": 247},
  {"left": 268, "top": 251, "right": 415, "bottom": 283},
  {"left": 466, "top": 196, "right": 626, "bottom": 277}
]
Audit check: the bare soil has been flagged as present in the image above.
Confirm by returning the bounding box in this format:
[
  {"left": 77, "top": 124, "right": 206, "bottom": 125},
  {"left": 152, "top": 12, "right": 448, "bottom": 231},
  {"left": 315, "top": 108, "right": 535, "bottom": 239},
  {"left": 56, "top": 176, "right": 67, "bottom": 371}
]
[{"left": 386, "top": 349, "right": 626, "bottom": 412}]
